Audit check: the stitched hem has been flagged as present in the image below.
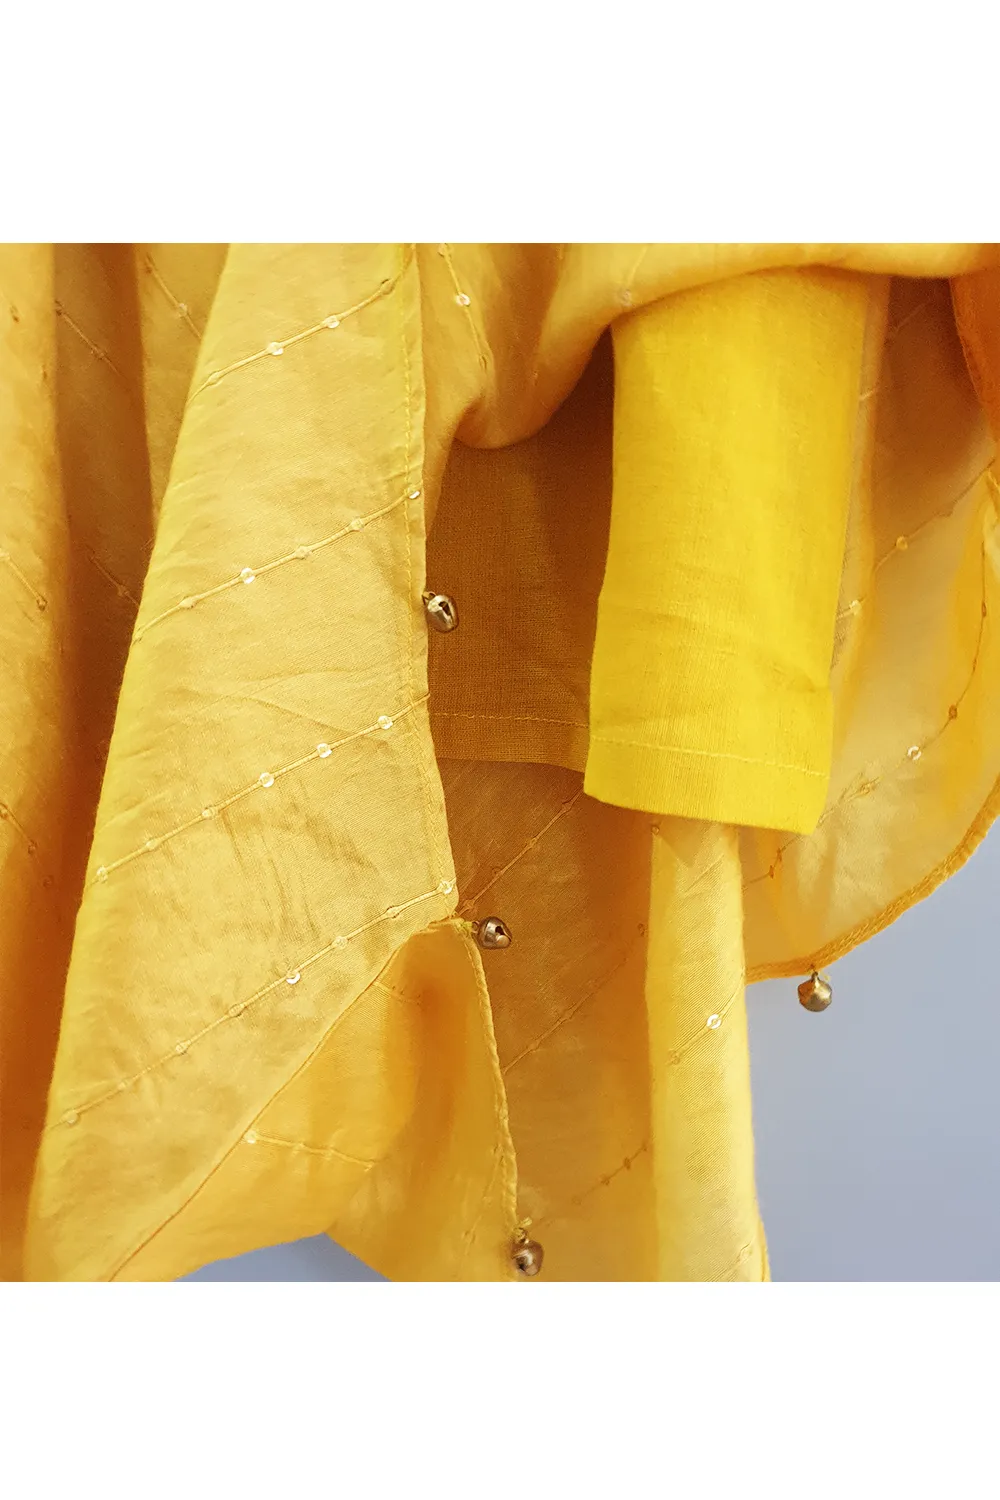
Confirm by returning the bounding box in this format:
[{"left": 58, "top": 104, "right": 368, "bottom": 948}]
[{"left": 585, "top": 735, "right": 828, "bottom": 835}]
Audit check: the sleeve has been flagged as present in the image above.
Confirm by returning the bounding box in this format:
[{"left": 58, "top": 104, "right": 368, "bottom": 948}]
[{"left": 584, "top": 265, "right": 872, "bottom": 835}]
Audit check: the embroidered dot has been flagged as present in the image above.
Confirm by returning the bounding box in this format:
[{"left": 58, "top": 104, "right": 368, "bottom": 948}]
[
  {"left": 266, "top": 342, "right": 284, "bottom": 356},
  {"left": 63, "top": 1110, "right": 79, "bottom": 1126},
  {"left": 664, "top": 1050, "right": 680, "bottom": 1067},
  {"left": 285, "top": 971, "right": 301, "bottom": 985},
  {"left": 229, "top": 1003, "right": 245, "bottom": 1018},
  {"left": 174, "top": 1041, "right": 188, "bottom": 1054},
  {"left": 948, "top": 704, "right": 958, "bottom": 720},
  {"left": 201, "top": 806, "right": 215, "bottom": 819},
  {"left": 35, "top": 597, "right": 47, "bottom": 612},
  {"left": 377, "top": 715, "right": 394, "bottom": 730},
  {"left": 180, "top": 596, "right": 196, "bottom": 609},
  {"left": 259, "top": 771, "right": 275, "bottom": 788},
  {"left": 650, "top": 822, "right": 661, "bottom": 834},
  {"left": 323, "top": 316, "right": 341, "bottom": 329},
  {"left": 386, "top": 904, "right": 403, "bottom": 919},
  {"left": 144, "top": 837, "right": 160, "bottom": 852},
  {"left": 244, "top": 1130, "right": 258, "bottom": 1145},
  {"left": 117, "top": 1081, "right": 127, "bottom": 1092},
  {"left": 706, "top": 1014, "right": 722, "bottom": 1030},
  {"left": 349, "top": 517, "right": 365, "bottom": 531},
  {"left": 240, "top": 567, "right": 256, "bottom": 583},
  {"left": 618, "top": 289, "right": 634, "bottom": 308},
  {"left": 316, "top": 742, "right": 332, "bottom": 758},
  {"left": 455, "top": 292, "right": 471, "bottom": 306},
  {"left": 895, "top": 535, "right": 908, "bottom": 551},
  {"left": 849, "top": 599, "right": 862, "bottom": 615},
  {"left": 206, "top": 372, "right": 222, "bottom": 386},
  {"left": 408, "top": 488, "right": 421, "bottom": 500},
  {"left": 437, "top": 879, "right": 454, "bottom": 895},
  {"left": 290, "top": 546, "right": 309, "bottom": 561},
  {"left": 333, "top": 935, "right": 348, "bottom": 949},
  {"left": 907, "top": 745, "right": 922, "bottom": 761},
  {"left": 95, "top": 866, "right": 108, "bottom": 882}
]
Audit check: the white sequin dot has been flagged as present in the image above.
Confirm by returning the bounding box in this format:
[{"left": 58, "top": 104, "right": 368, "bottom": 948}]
[
  {"left": 907, "top": 745, "right": 922, "bottom": 761},
  {"left": 63, "top": 1110, "right": 79, "bottom": 1126},
  {"left": 896, "top": 535, "right": 908, "bottom": 551},
  {"left": 267, "top": 342, "right": 284, "bottom": 356},
  {"left": 378, "top": 715, "right": 393, "bottom": 730},
  {"left": 117, "top": 1081, "right": 128, "bottom": 1092},
  {"left": 293, "top": 545, "right": 310, "bottom": 559},
  {"left": 259, "top": 771, "right": 275, "bottom": 788},
  {"left": 618, "top": 288, "right": 634, "bottom": 307},
  {"left": 317, "top": 742, "right": 332, "bottom": 758},
  {"left": 323, "top": 316, "right": 341, "bottom": 329},
  {"left": 285, "top": 971, "right": 301, "bottom": 986},
  {"left": 206, "top": 372, "right": 222, "bottom": 387},
  {"left": 333, "top": 935, "right": 348, "bottom": 949},
  {"left": 244, "top": 1130, "right": 258, "bottom": 1145},
  {"left": 849, "top": 599, "right": 862, "bottom": 616},
  {"left": 176, "top": 302, "right": 188, "bottom": 315},
  {"left": 144, "top": 837, "right": 160, "bottom": 852},
  {"left": 229, "top": 1004, "right": 244, "bottom": 1018},
  {"left": 180, "top": 596, "right": 196, "bottom": 609},
  {"left": 349, "top": 517, "right": 365, "bottom": 531},
  {"left": 437, "top": 879, "right": 454, "bottom": 895},
  {"left": 174, "top": 1041, "right": 187, "bottom": 1054},
  {"left": 95, "top": 866, "right": 108, "bottom": 882},
  {"left": 201, "top": 806, "right": 215, "bottom": 819},
  {"left": 706, "top": 1014, "right": 722, "bottom": 1030},
  {"left": 408, "top": 488, "right": 421, "bottom": 500},
  {"left": 455, "top": 292, "right": 471, "bottom": 306},
  {"left": 240, "top": 567, "right": 256, "bottom": 584}
]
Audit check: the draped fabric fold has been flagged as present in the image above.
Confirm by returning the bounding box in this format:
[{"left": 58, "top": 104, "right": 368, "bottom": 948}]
[{"left": 1, "top": 242, "right": 997, "bottom": 1281}]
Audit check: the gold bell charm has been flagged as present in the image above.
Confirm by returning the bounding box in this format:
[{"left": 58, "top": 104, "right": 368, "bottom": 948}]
[
  {"left": 473, "top": 916, "right": 512, "bottom": 950},
  {"left": 797, "top": 969, "right": 833, "bottom": 1012},
  {"left": 511, "top": 1225, "right": 544, "bottom": 1278}
]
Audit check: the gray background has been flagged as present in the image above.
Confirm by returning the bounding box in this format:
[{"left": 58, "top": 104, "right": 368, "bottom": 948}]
[{"left": 184, "top": 823, "right": 1000, "bottom": 1283}]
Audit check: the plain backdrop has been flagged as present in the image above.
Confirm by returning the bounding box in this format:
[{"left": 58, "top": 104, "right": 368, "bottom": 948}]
[{"left": 183, "top": 822, "right": 1000, "bottom": 1283}]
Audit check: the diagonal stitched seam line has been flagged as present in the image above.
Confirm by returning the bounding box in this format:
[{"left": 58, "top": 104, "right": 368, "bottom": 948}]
[
  {"left": 54, "top": 304, "right": 126, "bottom": 380},
  {"left": 250, "top": 1132, "right": 375, "bottom": 1168},
  {"left": 502, "top": 927, "right": 645, "bottom": 1075},
  {"left": 104, "top": 919, "right": 431, "bottom": 1281},
  {"left": 0, "top": 551, "right": 48, "bottom": 611},
  {"left": 458, "top": 788, "right": 584, "bottom": 915},
  {"left": 132, "top": 488, "right": 411, "bottom": 643},
  {"left": 746, "top": 517, "right": 992, "bottom": 892},
  {"left": 52, "top": 879, "right": 451, "bottom": 1128},
  {"left": 143, "top": 254, "right": 203, "bottom": 338},
  {"left": 185, "top": 248, "right": 414, "bottom": 406},
  {"left": 87, "top": 697, "right": 427, "bottom": 886},
  {"left": 438, "top": 244, "right": 489, "bottom": 367},
  {"left": 84, "top": 548, "right": 140, "bottom": 606}
]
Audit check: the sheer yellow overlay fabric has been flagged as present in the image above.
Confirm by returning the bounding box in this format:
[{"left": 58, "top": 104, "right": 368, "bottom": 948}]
[{"left": 2, "top": 244, "right": 998, "bottom": 1281}]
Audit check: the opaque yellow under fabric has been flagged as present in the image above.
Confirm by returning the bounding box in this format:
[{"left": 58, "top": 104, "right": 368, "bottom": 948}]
[
  {"left": 589, "top": 268, "right": 871, "bottom": 834},
  {"left": 2, "top": 243, "right": 999, "bottom": 1283}
]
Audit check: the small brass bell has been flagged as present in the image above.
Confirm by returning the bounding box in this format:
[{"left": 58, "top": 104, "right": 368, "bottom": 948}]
[
  {"left": 512, "top": 1234, "right": 544, "bottom": 1277},
  {"left": 474, "top": 916, "right": 512, "bottom": 949},
  {"left": 797, "top": 970, "right": 833, "bottom": 1012},
  {"left": 422, "top": 590, "right": 459, "bottom": 633}
]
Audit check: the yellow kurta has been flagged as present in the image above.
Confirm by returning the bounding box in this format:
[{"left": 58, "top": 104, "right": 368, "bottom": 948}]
[{"left": 2, "top": 243, "right": 998, "bottom": 1281}]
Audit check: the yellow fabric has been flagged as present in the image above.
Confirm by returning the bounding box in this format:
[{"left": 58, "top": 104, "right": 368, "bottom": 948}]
[
  {"left": 2, "top": 243, "right": 999, "bottom": 1283},
  {"left": 588, "top": 268, "right": 871, "bottom": 834}
]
